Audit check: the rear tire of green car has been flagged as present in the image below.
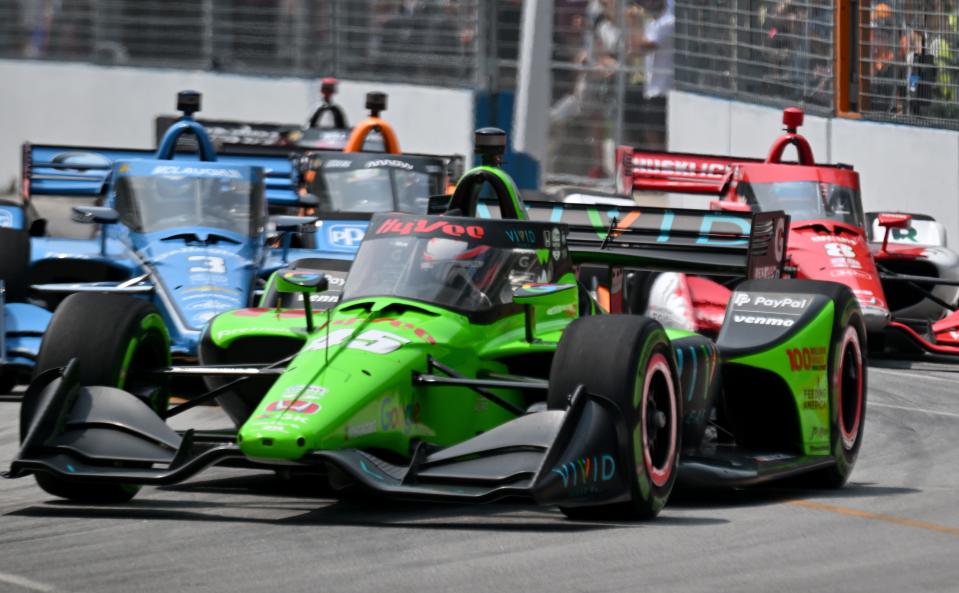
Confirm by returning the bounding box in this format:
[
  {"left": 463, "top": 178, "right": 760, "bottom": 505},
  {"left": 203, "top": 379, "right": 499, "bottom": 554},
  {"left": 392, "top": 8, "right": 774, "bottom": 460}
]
[
  {"left": 547, "top": 315, "right": 682, "bottom": 520},
  {"left": 22, "top": 293, "right": 171, "bottom": 503},
  {"left": 806, "top": 294, "right": 867, "bottom": 488}
]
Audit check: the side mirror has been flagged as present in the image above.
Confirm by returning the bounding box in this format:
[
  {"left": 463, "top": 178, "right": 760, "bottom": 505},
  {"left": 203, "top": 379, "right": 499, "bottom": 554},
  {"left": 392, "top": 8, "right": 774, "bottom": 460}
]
[
  {"left": 72, "top": 206, "right": 118, "bottom": 256},
  {"left": 275, "top": 269, "right": 329, "bottom": 294},
  {"left": 512, "top": 283, "right": 576, "bottom": 307},
  {"left": 709, "top": 199, "right": 751, "bottom": 213},
  {"left": 272, "top": 215, "right": 318, "bottom": 233},
  {"left": 297, "top": 193, "right": 320, "bottom": 208},
  {"left": 877, "top": 212, "right": 913, "bottom": 253},
  {"left": 877, "top": 212, "right": 912, "bottom": 230},
  {"left": 271, "top": 215, "right": 319, "bottom": 263},
  {"left": 513, "top": 283, "right": 576, "bottom": 343},
  {"left": 274, "top": 268, "right": 329, "bottom": 332},
  {"left": 72, "top": 206, "right": 119, "bottom": 225}
]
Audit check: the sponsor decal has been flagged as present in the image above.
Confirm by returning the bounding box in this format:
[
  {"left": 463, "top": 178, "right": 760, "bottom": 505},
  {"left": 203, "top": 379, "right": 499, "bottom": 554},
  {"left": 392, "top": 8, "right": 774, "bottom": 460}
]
[
  {"left": 327, "top": 223, "right": 366, "bottom": 249},
  {"left": 283, "top": 384, "right": 328, "bottom": 400},
  {"left": 810, "top": 426, "right": 829, "bottom": 440},
  {"left": 375, "top": 218, "right": 484, "bottom": 239},
  {"left": 345, "top": 421, "right": 376, "bottom": 439},
  {"left": 786, "top": 347, "right": 827, "bottom": 371},
  {"left": 265, "top": 400, "right": 320, "bottom": 414},
  {"left": 186, "top": 300, "right": 235, "bottom": 311},
  {"left": 551, "top": 228, "right": 562, "bottom": 260},
  {"left": 809, "top": 235, "right": 858, "bottom": 244},
  {"left": 751, "top": 295, "right": 810, "bottom": 309},
  {"left": 732, "top": 314, "right": 795, "bottom": 327},
  {"left": 504, "top": 228, "right": 537, "bottom": 245},
  {"left": 891, "top": 227, "right": 918, "bottom": 242},
  {"left": 189, "top": 273, "right": 228, "bottom": 285},
  {"left": 803, "top": 387, "right": 828, "bottom": 409},
  {"left": 0, "top": 210, "right": 13, "bottom": 228},
  {"left": 551, "top": 454, "right": 617, "bottom": 492},
  {"left": 634, "top": 157, "right": 728, "bottom": 177},
  {"left": 732, "top": 292, "right": 751, "bottom": 307},
  {"left": 215, "top": 327, "right": 280, "bottom": 340},
  {"left": 773, "top": 216, "right": 786, "bottom": 263},
  {"left": 751, "top": 265, "right": 779, "bottom": 280},
  {"left": 151, "top": 165, "right": 243, "bottom": 179},
  {"left": 830, "top": 268, "right": 873, "bottom": 281},
  {"left": 324, "top": 159, "right": 352, "bottom": 168},
  {"left": 153, "top": 246, "right": 244, "bottom": 262},
  {"left": 191, "top": 311, "right": 217, "bottom": 324},
  {"left": 753, "top": 453, "right": 794, "bottom": 462},
  {"left": 379, "top": 396, "right": 403, "bottom": 431},
  {"left": 366, "top": 159, "right": 414, "bottom": 170}
]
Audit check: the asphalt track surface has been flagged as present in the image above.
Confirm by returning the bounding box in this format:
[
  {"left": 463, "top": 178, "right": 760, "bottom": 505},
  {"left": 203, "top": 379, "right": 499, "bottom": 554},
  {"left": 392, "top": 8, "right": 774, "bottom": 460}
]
[{"left": 0, "top": 360, "right": 957, "bottom": 593}]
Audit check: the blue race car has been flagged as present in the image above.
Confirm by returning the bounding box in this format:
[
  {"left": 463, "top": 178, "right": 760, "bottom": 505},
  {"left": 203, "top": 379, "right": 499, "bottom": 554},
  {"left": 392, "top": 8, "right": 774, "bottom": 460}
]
[{"left": 0, "top": 91, "right": 334, "bottom": 390}]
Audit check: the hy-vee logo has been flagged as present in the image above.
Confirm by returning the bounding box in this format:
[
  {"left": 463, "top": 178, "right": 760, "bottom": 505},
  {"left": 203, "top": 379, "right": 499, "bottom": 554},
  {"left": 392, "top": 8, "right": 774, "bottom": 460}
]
[{"left": 376, "top": 218, "right": 485, "bottom": 239}]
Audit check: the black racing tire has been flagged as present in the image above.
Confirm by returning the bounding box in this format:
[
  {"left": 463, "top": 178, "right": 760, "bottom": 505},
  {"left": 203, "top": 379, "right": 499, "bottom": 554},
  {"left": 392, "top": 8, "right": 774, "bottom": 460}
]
[
  {"left": 22, "top": 293, "right": 171, "bottom": 503},
  {"left": 0, "top": 226, "right": 31, "bottom": 302},
  {"left": 807, "top": 294, "right": 868, "bottom": 488},
  {"left": 548, "top": 315, "right": 682, "bottom": 520}
]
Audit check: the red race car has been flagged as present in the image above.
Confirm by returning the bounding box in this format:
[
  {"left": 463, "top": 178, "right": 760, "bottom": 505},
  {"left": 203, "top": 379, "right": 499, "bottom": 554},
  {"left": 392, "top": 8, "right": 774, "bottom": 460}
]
[{"left": 614, "top": 108, "right": 959, "bottom": 356}]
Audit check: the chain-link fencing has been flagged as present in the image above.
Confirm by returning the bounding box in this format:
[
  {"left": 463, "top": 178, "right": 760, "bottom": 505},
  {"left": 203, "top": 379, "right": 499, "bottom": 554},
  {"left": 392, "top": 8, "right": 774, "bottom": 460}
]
[
  {"left": 674, "top": 0, "right": 836, "bottom": 114},
  {"left": 0, "top": 0, "right": 481, "bottom": 86},
  {"left": 859, "top": 0, "right": 959, "bottom": 129}
]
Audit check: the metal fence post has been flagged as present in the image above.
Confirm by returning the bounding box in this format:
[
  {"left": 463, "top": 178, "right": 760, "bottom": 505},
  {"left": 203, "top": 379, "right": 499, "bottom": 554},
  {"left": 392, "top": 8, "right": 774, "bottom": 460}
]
[{"left": 201, "top": 0, "right": 214, "bottom": 70}]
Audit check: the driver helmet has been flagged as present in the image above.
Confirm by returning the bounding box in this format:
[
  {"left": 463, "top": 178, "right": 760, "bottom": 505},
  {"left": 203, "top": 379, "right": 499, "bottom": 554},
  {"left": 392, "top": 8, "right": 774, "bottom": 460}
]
[{"left": 421, "top": 238, "right": 490, "bottom": 281}]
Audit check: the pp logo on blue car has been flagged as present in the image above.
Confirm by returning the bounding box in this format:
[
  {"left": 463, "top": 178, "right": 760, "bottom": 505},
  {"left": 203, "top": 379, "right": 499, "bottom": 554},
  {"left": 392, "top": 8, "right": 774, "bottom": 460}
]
[{"left": 326, "top": 223, "right": 368, "bottom": 252}]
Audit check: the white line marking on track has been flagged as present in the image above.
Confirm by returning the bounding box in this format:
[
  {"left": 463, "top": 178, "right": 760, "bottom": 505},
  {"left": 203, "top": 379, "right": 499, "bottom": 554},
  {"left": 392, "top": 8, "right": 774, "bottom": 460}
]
[
  {"left": 870, "top": 401, "right": 959, "bottom": 420},
  {"left": 0, "top": 571, "right": 56, "bottom": 592},
  {"left": 870, "top": 366, "right": 959, "bottom": 385}
]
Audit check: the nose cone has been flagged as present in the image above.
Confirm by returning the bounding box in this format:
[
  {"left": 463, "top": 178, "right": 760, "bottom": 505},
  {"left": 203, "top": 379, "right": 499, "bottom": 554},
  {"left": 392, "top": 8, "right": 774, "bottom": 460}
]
[{"left": 238, "top": 428, "right": 310, "bottom": 460}]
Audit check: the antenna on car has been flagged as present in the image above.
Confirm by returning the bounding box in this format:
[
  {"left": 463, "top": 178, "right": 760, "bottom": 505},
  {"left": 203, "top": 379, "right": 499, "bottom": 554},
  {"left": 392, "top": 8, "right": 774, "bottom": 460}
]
[
  {"left": 475, "top": 127, "right": 506, "bottom": 167},
  {"left": 177, "top": 90, "right": 201, "bottom": 119}
]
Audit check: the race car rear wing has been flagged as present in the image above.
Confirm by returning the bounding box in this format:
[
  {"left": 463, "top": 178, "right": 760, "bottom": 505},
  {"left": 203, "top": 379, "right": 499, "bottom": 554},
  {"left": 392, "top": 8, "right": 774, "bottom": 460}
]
[
  {"left": 615, "top": 146, "right": 759, "bottom": 195},
  {"left": 154, "top": 116, "right": 381, "bottom": 152},
  {"left": 479, "top": 199, "right": 789, "bottom": 280},
  {"left": 155, "top": 116, "right": 466, "bottom": 184},
  {"left": 22, "top": 142, "right": 300, "bottom": 206}
]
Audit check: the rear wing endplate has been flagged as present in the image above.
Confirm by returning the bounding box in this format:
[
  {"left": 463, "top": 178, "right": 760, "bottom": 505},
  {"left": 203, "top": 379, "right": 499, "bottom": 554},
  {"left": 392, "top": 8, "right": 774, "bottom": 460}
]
[{"left": 479, "top": 199, "right": 789, "bottom": 279}]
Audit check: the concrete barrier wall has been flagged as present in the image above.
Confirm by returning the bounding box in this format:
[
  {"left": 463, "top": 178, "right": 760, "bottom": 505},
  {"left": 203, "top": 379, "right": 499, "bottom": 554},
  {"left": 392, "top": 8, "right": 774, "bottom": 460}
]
[
  {"left": 668, "top": 90, "right": 959, "bottom": 242},
  {"left": 0, "top": 59, "right": 474, "bottom": 190}
]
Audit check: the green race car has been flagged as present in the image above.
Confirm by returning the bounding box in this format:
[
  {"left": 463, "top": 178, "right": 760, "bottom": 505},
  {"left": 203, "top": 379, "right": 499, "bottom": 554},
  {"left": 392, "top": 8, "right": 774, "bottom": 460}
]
[{"left": 7, "top": 130, "right": 867, "bottom": 520}]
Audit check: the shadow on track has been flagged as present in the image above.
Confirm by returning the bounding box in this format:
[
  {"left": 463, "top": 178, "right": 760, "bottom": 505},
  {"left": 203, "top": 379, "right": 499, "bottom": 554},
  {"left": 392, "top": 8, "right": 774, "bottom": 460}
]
[
  {"left": 5, "top": 470, "right": 730, "bottom": 530},
  {"left": 669, "top": 481, "right": 919, "bottom": 510}
]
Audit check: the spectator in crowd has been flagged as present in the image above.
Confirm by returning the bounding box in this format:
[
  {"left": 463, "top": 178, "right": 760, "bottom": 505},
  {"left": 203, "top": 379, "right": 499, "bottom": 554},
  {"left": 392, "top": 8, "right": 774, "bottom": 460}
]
[
  {"left": 18, "top": 0, "right": 60, "bottom": 58},
  {"left": 549, "top": 0, "right": 622, "bottom": 177},
  {"left": 904, "top": 28, "right": 937, "bottom": 115},
  {"left": 626, "top": 0, "right": 674, "bottom": 149},
  {"left": 373, "top": 0, "right": 473, "bottom": 82}
]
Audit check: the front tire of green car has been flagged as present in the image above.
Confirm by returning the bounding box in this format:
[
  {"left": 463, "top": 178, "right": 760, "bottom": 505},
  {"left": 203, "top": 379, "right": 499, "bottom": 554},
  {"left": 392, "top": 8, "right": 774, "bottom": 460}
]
[
  {"left": 548, "top": 315, "right": 682, "bottom": 520},
  {"left": 22, "top": 293, "right": 171, "bottom": 503}
]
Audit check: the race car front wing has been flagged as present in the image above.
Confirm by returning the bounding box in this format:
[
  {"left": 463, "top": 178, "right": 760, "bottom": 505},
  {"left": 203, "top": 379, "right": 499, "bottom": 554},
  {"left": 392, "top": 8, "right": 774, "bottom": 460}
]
[{"left": 6, "top": 361, "right": 635, "bottom": 509}]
